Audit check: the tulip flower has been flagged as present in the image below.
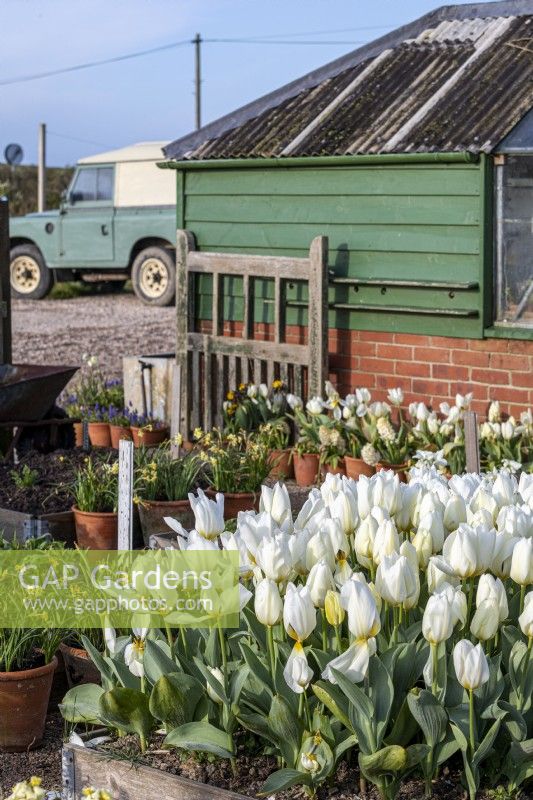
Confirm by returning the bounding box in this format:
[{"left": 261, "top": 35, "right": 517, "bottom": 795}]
[
  {"left": 395, "top": 483, "right": 421, "bottom": 532},
  {"left": 328, "top": 486, "right": 359, "bottom": 537},
  {"left": 188, "top": 488, "right": 225, "bottom": 540},
  {"left": 434, "top": 582, "right": 467, "bottom": 627},
  {"left": 427, "top": 556, "right": 459, "bottom": 593},
  {"left": 491, "top": 531, "right": 518, "bottom": 579},
  {"left": 354, "top": 514, "right": 378, "bottom": 570},
  {"left": 284, "top": 642, "right": 314, "bottom": 693},
  {"left": 372, "top": 519, "right": 400, "bottom": 567},
  {"left": 259, "top": 483, "right": 293, "bottom": 531},
  {"left": 470, "top": 487, "right": 499, "bottom": 525},
  {"left": 221, "top": 530, "right": 254, "bottom": 579},
  {"left": 476, "top": 574, "right": 508, "bottom": 623},
  {"left": 334, "top": 557, "right": 353, "bottom": 588},
  {"left": 375, "top": 551, "right": 418, "bottom": 608},
  {"left": 372, "top": 471, "right": 402, "bottom": 516},
  {"left": 124, "top": 627, "right": 148, "bottom": 679},
  {"left": 387, "top": 387, "right": 404, "bottom": 406},
  {"left": 496, "top": 504, "right": 533, "bottom": 539},
  {"left": 255, "top": 532, "right": 293, "bottom": 584},
  {"left": 443, "top": 524, "right": 498, "bottom": 579},
  {"left": 306, "top": 396, "right": 324, "bottom": 415},
  {"left": 510, "top": 537, "right": 533, "bottom": 588},
  {"left": 206, "top": 666, "right": 225, "bottom": 704},
  {"left": 294, "top": 489, "right": 324, "bottom": 531},
  {"left": 254, "top": 578, "right": 283, "bottom": 626},
  {"left": 518, "top": 591, "right": 533, "bottom": 638},
  {"left": 322, "top": 637, "right": 377, "bottom": 684},
  {"left": 411, "top": 528, "right": 433, "bottom": 570},
  {"left": 492, "top": 472, "right": 517, "bottom": 508},
  {"left": 443, "top": 494, "right": 467, "bottom": 532},
  {"left": 470, "top": 598, "right": 500, "bottom": 642},
  {"left": 321, "top": 517, "right": 350, "bottom": 561},
  {"left": 288, "top": 526, "right": 314, "bottom": 577},
  {"left": 306, "top": 561, "right": 336, "bottom": 609},
  {"left": 306, "top": 529, "right": 336, "bottom": 572},
  {"left": 283, "top": 583, "right": 316, "bottom": 643},
  {"left": 454, "top": 640, "right": 490, "bottom": 691},
  {"left": 422, "top": 595, "right": 454, "bottom": 645},
  {"left": 237, "top": 510, "right": 278, "bottom": 559},
  {"left": 341, "top": 579, "right": 381, "bottom": 640},
  {"left": 301, "top": 752, "right": 320, "bottom": 773},
  {"left": 325, "top": 589, "right": 345, "bottom": 627}
]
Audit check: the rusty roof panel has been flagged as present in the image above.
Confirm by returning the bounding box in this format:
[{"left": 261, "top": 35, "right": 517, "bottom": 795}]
[{"left": 165, "top": 2, "right": 533, "bottom": 161}]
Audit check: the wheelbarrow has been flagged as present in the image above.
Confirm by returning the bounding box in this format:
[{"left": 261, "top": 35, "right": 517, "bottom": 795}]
[{"left": 0, "top": 363, "right": 79, "bottom": 459}]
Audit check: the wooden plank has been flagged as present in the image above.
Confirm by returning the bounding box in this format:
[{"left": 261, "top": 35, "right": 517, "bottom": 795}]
[
  {"left": 242, "top": 274, "right": 253, "bottom": 339},
  {"left": 294, "top": 365, "right": 304, "bottom": 398},
  {"left": 185, "top": 165, "right": 481, "bottom": 197},
  {"left": 188, "top": 333, "right": 308, "bottom": 364},
  {"left": 254, "top": 358, "right": 263, "bottom": 385},
  {"left": 186, "top": 193, "right": 480, "bottom": 227},
  {"left": 175, "top": 230, "right": 195, "bottom": 436},
  {"left": 212, "top": 271, "right": 222, "bottom": 336},
  {"left": 274, "top": 275, "right": 284, "bottom": 343},
  {"left": 65, "top": 745, "right": 249, "bottom": 800},
  {"left": 464, "top": 411, "right": 481, "bottom": 474},
  {"left": 117, "top": 439, "right": 134, "bottom": 550},
  {"left": 188, "top": 250, "right": 310, "bottom": 278},
  {"left": 228, "top": 355, "right": 237, "bottom": 390},
  {"left": 203, "top": 346, "right": 213, "bottom": 431},
  {"left": 307, "top": 236, "right": 328, "bottom": 398},
  {"left": 215, "top": 353, "right": 225, "bottom": 427},
  {"left": 0, "top": 198, "right": 12, "bottom": 365},
  {"left": 280, "top": 361, "right": 289, "bottom": 385},
  {"left": 267, "top": 360, "right": 275, "bottom": 389},
  {"left": 190, "top": 350, "right": 201, "bottom": 431},
  {"left": 240, "top": 356, "right": 249, "bottom": 385}
]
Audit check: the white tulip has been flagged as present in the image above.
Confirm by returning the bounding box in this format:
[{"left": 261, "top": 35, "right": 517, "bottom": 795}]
[
  {"left": 422, "top": 594, "right": 454, "bottom": 644},
  {"left": 476, "top": 574, "right": 508, "bottom": 622},
  {"left": 220, "top": 530, "right": 254, "bottom": 579},
  {"left": 396, "top": 483, "right": 422, "bottom": 532},
  {"left": 443, "top": 524, "right": 498, "bottom": 578},
  {"left": 411, "top": 528, "right": 434, "bottom": 570},
  {"left": 283, "top": 583, "right": 316, "bottom": 642},
  {"left": 372, "top": 519, "right": 400, "bottom": 566},
  {"left": 259, "top": 483, "right": 293, "bottom": 531},
  {"left": 288, "top": 526, "right": 314, "bottom": 576},
  {"left": 417, "top": 509, "right": 446, "bottom": 552},
  {"left": 334, "top": 557, "right": 353, "bottom": 588},
  {"left": 328, "top": 484, "right": 359, "bottom": 537},
  {"left": 255, "top": 532, "right": 293, "bottom": 583},
  {"left": 306, "top": 396, "right": 324, "bottom": 415},
  {"left": 300, "top": 753, "right": 320, "bottom": 773},
  {"left": 373, "top": 471, "right": 402, "bottom": 516},
  {"left": 321, "top": 517, "right": 350, "bottom": 560},
  {"left": 188, "top": 488, "right": 225, "bottom": 540},
  {"left": 470, "top": 598, "right": 500, "bottom": 642},
  {"left": 496, "top": 504, "right": 533, "bottom": 539},
  {"left": 444, "top": 494, "right": 467, "bottom": 532},
  {"left": 519, "top": 473, "right": 533, "bottom": 509},
  {"left": 287, "top": 393, "right": 303, "bottom": 411},
  {"left": 324, "top": 589, "right": 345, "bottom": 626},
  {"left": 322, "top": 638, "right": 376, "bottom": 684},
  {"left": 237, "top": 510, "right": 278, "bottom": 559},
  {"left": 449, "top": 474, "right": 482, "bottom": 504},
  {"left": 453, "top": 640, "right": 490, "bottom": 690},
  {"left": 306, "top": 529, "right": 336, "bottom": 572},
  {"left": 341, "top": 579, "right": 381, "bottom": 640},
  {"left": 510, "top": 537, "right": 533, "bottom": 586},
  {"left": 488, "top": 401, "right": 501, "bottom": 423},
  {"left": 492, "top": 472, "right": 517, "bottom": 508},
  {"left": 518, "top": 592, "right": 533, "bottom": 638},
  {"left": 434, "top": 582, "right": 467, "bottom": 627},
  {"left": 387, "top": 387, "right": 404, "bottom": 406},
  {"left": 375, "top": 550, "right": 419, "bottom": 608},
  {"left": 491, "top": 531, "right": 519, "bottom": 579},
  {"left": 470, "top": 487, "right": 498, "bottom": 524},
  {"left": 124, "top": 628, "right": 148, "bottom": 678},
  {"left": 306, "top": 561, "right": 336, "bottom": 608},
  {"left": 254, "top": 578, "right": 283, "bottom": 626},
  {"left": 427, "top": 556, "right": 459, "bottom": 593},
  {"left": 294, "top": 489, "right": 325, "bottom": 531},
  {"left": 284, "top": 642, "right": 313, "bottom": 694},
  {"left": 206, "top": 666, "right": 225, "bottom": 704},
  {"left": 501, "top": 420, "right": 515, "bottom": 441}
]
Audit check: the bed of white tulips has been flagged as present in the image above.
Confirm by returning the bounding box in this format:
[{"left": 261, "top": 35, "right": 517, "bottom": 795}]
[{"left": 62, "top": 463, "right": 533, "bottom": 800}]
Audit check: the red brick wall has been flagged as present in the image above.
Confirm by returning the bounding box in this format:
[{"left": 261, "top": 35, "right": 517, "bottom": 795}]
[{"left": 200, "top": 320, "right": 533, "bottom": 418}]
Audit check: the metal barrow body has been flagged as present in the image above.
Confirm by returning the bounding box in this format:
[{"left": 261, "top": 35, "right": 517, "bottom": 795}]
[{"left": 0, "top": 364, "right": 79, "bottom": 423}]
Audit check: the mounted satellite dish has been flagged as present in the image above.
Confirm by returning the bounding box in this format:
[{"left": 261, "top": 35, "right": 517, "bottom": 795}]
[{"left": 4, "top": 143, "right": 23, "bottom": 166}]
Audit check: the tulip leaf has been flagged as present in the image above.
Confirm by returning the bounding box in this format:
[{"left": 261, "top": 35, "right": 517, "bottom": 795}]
[
  {"left": 368, "top": 657, "right": 394, "bottom": 744},
  {"left": 238, "top": 711, "right": 278, "bottom": 747},
  {"left": 359, "top": 745, "right": 408, "bottom": 779},
  {"left": 384, "top": 695, "right": 419, "bottom": 748},
  {"left": 472, "top": 718, "right": 501, "bottom": 769},
  {"left": 230, "top": 662, "right": 250, "bottom": 706},
  {"left": 193, "top": 657, "right": 230, "bottom": 706},
  {"left": 404, "top": 743, "right": 431, "bottom": 769},
  {"left": 100, "top": 687, "right": 153, "bottom": 743},
  {"left": 164, "top": 721, "right": 234, "bottom": 758},
  {"left": 240, "top": 642, "right": 273, "bottom": 695},
  {"left": 407, "top": 690, "right": 447, "bottom": 748},
  {"left": 259, "top": 769, "right": 312, "bottom": 796},
  {"left": 331, "top": 668, "right": 373, "bottom": 720},
  {"left": 334, "top": 733, "right": 359, "bottom": 761},
  {"left": 242, "top": 606, "right": 267, "bottom": 649},
  {"left": 107, "top": 657, "right": 141, "bottom": 691},
  {"left": 149, "top": 673, "right": 203, "bottom": 727},
  {"left": 311, "top": 681, "right": 352, "bottom": 732},
  {"left": 143, "top": 638, "right": 179, "bottom": 685},
  {"left": 268, "top": 694, "right": 303, "bottom": 769},
  {"left": 80, "top": 634, "right": 116, "bottom": 688},
  {"left": 60, "top": 683, "right": 106, "bottom": 725},
  {"left": 436, "top": 735, "right": 461, "bottom": 766}
]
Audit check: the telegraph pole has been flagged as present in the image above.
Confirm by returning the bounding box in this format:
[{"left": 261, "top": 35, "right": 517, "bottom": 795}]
[
  {"left": 38, "top": 123, "right": 46, "bottom": 212},
  {"left": 194, "top": 33, "right": 202, "bottom": 130}
]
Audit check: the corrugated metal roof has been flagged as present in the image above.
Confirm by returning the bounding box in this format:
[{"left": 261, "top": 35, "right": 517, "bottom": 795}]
[{"left": 164, "top": 1, "right": 533, "bottom": 160}]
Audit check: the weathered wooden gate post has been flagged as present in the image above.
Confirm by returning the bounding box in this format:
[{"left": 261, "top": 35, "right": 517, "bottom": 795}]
[
  {"left": 464, "top": 410, "right": 481, "bottom": 474},
  {"left": 117, "top": 438, "right": 134, "bottom": 550},
  {"left": 307, "top": 235, "right": 328, "bottom": 398}
]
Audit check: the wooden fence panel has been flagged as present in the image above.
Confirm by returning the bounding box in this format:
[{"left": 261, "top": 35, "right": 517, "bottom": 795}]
[{"left": 173, "top": 230, "right": 329, "bottom": 436}]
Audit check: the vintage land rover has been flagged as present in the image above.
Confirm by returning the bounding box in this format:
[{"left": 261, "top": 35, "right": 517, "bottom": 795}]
[{"left": 9, "top": 141, "right": 177, "bottom": 306}]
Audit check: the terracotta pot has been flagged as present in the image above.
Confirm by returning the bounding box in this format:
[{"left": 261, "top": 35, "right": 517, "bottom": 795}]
[
  {"left": 0, "top": 656, "right": 57, "bottom": 752},
  {"left": 205, "top": 487, "right": 258, "bottom": 519},
  {"left": 59, "top": 643, "right": 100, "bottom": 688},
  {"left": 322, "top": 459, "right": 346, "bottom": 477},
  {"left": 269, "top": 449, "right": 294, "bottom": 480},
  {"left": 73, "top": 506, "right": 118, "bottom": 549},
  {"left": 88, "top": 422, "right": 111, "bottom": 448},
  {"left": 110, "top": 424, "right": 132, "bottom": 449},
  {"left": 138, "top": 498, "right": 194, "bottom": 546},
  {"left": 344, "top": 456, "right": 375, "bottom": 480},
  {"left": 293, "top": 453, "right": 320, "bottom": 486},
  {"left": 131, "top": 426, "right": 169, "bottom": 448},
  {"left": 73, "top": 422, "right": 83, "bottom": 447},
  {"left": 376, "top": 462, "right": 409, "bottom": 483}
]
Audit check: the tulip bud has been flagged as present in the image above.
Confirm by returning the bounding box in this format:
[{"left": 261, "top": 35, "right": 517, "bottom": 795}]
[
  {"left": 518, "top": 591, "right": 533, "bottom": 638},
  {"left": 427, "top": 556, "right": 459, "bottom": 593},
  {"left": 476, "top": 574, "right": 508, "bottom": 622},
  {"left": 206, "top": 667, "right": 225, "bottom": 704},
  {"left": 510, "top": 537, "right": 533, "bottom": 586},
  {"left": 444, "top": 494, "right": 467, "bottom": 532},
  {"left": 411, "top": 528, "right": 433, "bottom": 570},
  {"left": 254, "top": 578, "right": 283, "bottom": 626},
  {"left": 375, "top": 551, "right": 418, "bottom": 608},
  {"left": 372, "top": 519, "right": 400, "bottom": 566},
  {"left": 300, "top": 752, "right": 320, "bottom": 773},
  {"left": 255, "top": 532, "right": 293, "bottom": 584},
  {"left": 422, "top": 594, "right": 454, "bottom": 644},
  {"left": 283, "top": 642, "right": 314, "bottom": 694},
  {"left": 259, "top": 483, "right": 293, "bottom": 531},
  {"left": 470, "top": 598, "right": 500, "bottom": 642},
  {"left": 453, "top": 640, "right": 490, "bottom": 691},
  {"left": 283, "top": 583, "right": 317, "bottom": 642},
  {"left": 189, "top": 488, "right": 225, "bottom": 540},
  {"left": 325, "top": 590, "right": 345, "bottom": 626},
  {"left": 307, "top": 561, "right": 336, "bottom": 608}
]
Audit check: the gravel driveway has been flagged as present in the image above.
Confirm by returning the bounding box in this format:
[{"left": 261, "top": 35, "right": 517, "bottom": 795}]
[{"left": 11, "top": 291, "right": 175, "bottom": 378}]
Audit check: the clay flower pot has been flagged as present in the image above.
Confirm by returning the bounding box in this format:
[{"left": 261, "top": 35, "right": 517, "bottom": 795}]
[
  {"left": 344, "top": 456, "right": 375, "bottom": 480},
  {"left": 73, "top": 506, "right": 118, "bottom": 549},
  {"left": 110, "top": 424, "right": 132, "bottom": 449},
  {"left": 131, "top": 426, "right": 169, "bottom": 448},
  {"left": 205, "top": 487, "right": 258, "bottom": 520},
  {"left": 88, "top": 421, "right": 111, "bottom": 448},
  {"left": 293, "top": 453, "right": 320, "bottom": 486},
  {"left": 376, "top": 462, "right": 409, "bottom": 483},
  {"left": 73, "top": 421, "right": 84, "bottom": 447},
  {"left": 138, "top": 498, "right": 194, "bottom": 546},
  {"left": 0, "top": 656, "right": 58, "bottom": 752},
  {"left": 322, "top": 459, "right": 346, "bottom": 477},
  {"left": 59, "top": 643, "right": 101, "bottom": 688},
  {"left": 269, "top": 449, "right": 294, "bottom": 480}
]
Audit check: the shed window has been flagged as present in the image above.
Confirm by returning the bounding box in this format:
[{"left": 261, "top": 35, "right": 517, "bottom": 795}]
[{"left": 495, "top": 155, "right": 533, "bottom": 328}]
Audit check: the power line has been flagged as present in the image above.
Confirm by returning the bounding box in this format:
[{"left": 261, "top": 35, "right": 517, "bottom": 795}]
[
  {"left": 47, "top": 130, "right": 116, "bottom": 149},
  {"left": 205, "top": 38, "right": 365, "bottom": 45},
  {"left": 236, "top": 24, "right": 397, "bottom": 39}
]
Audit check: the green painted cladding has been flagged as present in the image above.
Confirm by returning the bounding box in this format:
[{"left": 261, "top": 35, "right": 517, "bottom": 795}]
[{"left": 177, "top": 158, "right": 489, "bottom": 338}]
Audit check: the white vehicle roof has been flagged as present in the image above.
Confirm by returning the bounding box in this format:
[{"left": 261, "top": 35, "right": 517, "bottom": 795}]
[{"left": 78, "top": 141, "right": 168, "bottom": 165}]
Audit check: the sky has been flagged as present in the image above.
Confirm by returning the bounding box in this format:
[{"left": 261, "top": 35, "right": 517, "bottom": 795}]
[{"left": 0, "top": 0, "right": 477, "bottom": 166}]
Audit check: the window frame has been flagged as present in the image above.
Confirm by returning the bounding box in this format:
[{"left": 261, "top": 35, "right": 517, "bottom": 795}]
[{"left": 67, "top": 164, "right": 115, "bottom": 208}]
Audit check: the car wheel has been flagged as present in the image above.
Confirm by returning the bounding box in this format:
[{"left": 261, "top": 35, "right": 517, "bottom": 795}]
[
  {"left": 131, "top": 246, "right": 175, "bottom": 306},
  {"left": 10, "top": 244, "right": 54, "bottom": 299}
]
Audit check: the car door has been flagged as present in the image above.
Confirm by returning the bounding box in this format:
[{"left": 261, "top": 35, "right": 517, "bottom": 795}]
[{"left": 59, "top": 166, "right": 115, "bottom": 265}]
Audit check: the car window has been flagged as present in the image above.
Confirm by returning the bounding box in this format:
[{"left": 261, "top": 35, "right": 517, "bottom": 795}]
[
  {"left": 97, "top": 167, "right": 113, "bottom": 201},
  {"left": 70, "top": 168, "right": 97, "bottom": 202}
]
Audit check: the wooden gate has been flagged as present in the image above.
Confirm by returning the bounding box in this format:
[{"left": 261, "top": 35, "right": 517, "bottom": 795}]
[{"left": 173, "top": 230, "right": 329, "bottom": 436}]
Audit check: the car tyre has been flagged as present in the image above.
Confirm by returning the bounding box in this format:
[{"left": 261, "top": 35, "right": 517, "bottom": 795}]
[
  {"left": 131, "top": 246, "right": 175, "bottom": 306},
  {"left": 10, "top": 244, "right": 54, "bottom": 299}
]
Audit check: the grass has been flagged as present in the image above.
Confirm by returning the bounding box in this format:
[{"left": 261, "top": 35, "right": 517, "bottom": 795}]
[{"left": 49, "top": 280, "right": 134, "bottom": 301}]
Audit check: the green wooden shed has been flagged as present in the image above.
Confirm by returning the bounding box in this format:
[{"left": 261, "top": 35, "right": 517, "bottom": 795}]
[{"left": 161, "top": 0, "right": 533, "bottom": 416}]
